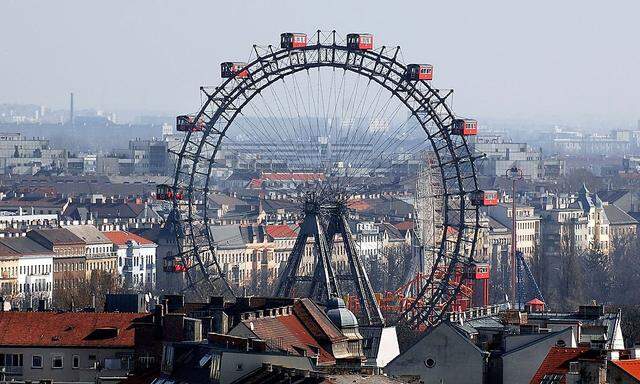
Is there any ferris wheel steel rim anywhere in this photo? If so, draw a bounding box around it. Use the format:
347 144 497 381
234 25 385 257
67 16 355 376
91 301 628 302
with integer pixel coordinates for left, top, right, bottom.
171 31 481 330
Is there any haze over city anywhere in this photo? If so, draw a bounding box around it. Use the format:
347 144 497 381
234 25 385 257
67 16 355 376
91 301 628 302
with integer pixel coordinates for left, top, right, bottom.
2 0 639 127
2 2 640 383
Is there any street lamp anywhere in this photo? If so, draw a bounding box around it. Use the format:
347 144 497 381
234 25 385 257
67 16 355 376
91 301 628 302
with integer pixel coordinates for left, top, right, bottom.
505 165 523 309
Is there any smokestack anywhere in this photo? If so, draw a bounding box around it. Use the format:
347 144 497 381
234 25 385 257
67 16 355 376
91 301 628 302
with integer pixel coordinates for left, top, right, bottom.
70 92 74 128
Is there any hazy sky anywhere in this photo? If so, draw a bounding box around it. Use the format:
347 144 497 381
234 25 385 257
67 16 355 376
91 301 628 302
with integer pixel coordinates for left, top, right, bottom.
1 0 639 125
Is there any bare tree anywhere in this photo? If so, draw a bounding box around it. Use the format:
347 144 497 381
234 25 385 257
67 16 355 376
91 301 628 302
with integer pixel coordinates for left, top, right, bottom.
581 249 612 304
53 271 124 310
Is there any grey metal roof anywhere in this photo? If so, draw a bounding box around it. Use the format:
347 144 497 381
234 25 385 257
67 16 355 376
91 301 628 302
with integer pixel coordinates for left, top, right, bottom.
597 189 630 204
28 228 84 245
208 224 245 249
603 204 638 225
377 222 403 240
64 225 112 245
326 298 359 329
486 215 510 232
0 237 55 256
208 193 249 210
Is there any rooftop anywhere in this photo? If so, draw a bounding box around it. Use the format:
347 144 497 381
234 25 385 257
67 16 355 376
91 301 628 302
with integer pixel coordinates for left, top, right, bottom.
265 224 298 239
64 224 113 245
103 230 156 246
28 228 84 246
0 237 55 257
611 359 640 381
529 347 595 384
0 312 146 348
603 204 638 225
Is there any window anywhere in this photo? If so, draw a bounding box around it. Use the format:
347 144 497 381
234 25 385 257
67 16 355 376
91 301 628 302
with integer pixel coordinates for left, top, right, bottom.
104 358 122 370
72 355 79 369
424 358 436 368
32 355 43 368
52 355 63 369
0 353 23 367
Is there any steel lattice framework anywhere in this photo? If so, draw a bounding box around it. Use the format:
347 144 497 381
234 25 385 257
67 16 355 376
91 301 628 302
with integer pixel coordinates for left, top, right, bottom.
169 30 482 330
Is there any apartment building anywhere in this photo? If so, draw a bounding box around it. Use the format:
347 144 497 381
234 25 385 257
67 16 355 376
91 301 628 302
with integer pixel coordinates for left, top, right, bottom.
64 225 117 276
0 237 54 309
486 203 540 259
0 311 144 383
27 228 86 292
104 231 157 291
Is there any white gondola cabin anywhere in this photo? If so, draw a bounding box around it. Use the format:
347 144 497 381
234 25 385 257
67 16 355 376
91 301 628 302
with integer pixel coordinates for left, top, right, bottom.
176 115 205 132
406 64 434 81
470 190 498 206
221 62 249 78
346 33 374 51
281 33 307 49
156 184 184 201
452 119 478 136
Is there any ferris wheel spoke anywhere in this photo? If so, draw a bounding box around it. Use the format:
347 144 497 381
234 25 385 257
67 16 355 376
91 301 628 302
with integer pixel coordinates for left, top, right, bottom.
342 102 418 189
170 32 482 329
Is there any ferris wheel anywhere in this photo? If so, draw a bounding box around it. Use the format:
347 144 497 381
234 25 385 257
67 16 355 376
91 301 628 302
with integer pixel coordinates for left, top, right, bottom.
161 30 495 330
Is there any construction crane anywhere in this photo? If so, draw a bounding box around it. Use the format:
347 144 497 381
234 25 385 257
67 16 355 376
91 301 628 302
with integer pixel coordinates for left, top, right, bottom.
515 251 544 309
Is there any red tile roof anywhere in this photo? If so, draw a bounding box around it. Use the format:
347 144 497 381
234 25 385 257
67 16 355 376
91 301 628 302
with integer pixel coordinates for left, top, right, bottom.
247 178 264 189
266 224 298 239
393 221 415 231
240 313 335 365
612 360 640 380
348 200 372 212
104 231 156 246
293 299 346 343
0 312 145 348
529 347 591 384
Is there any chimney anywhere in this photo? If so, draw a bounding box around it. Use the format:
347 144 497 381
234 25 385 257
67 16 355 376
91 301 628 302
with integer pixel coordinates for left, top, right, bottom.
566 362 580 384
154 304 164 326
631 346 640 360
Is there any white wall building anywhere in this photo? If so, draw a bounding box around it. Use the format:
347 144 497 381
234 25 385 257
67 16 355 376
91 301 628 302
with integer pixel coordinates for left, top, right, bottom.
0 237 55 309
17 253 54 309
104 231 157 292
354 221 380 259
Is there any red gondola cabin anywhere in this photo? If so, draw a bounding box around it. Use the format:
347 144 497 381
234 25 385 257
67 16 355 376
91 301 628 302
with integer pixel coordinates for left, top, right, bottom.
281 33 307 49
470 190 498 206
156 184 184 201
347 33 374 51
221 62 249 78
176 115 205 132
406 64 434 81
452 119 478 136
465 262 490 280
163 256 187 273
